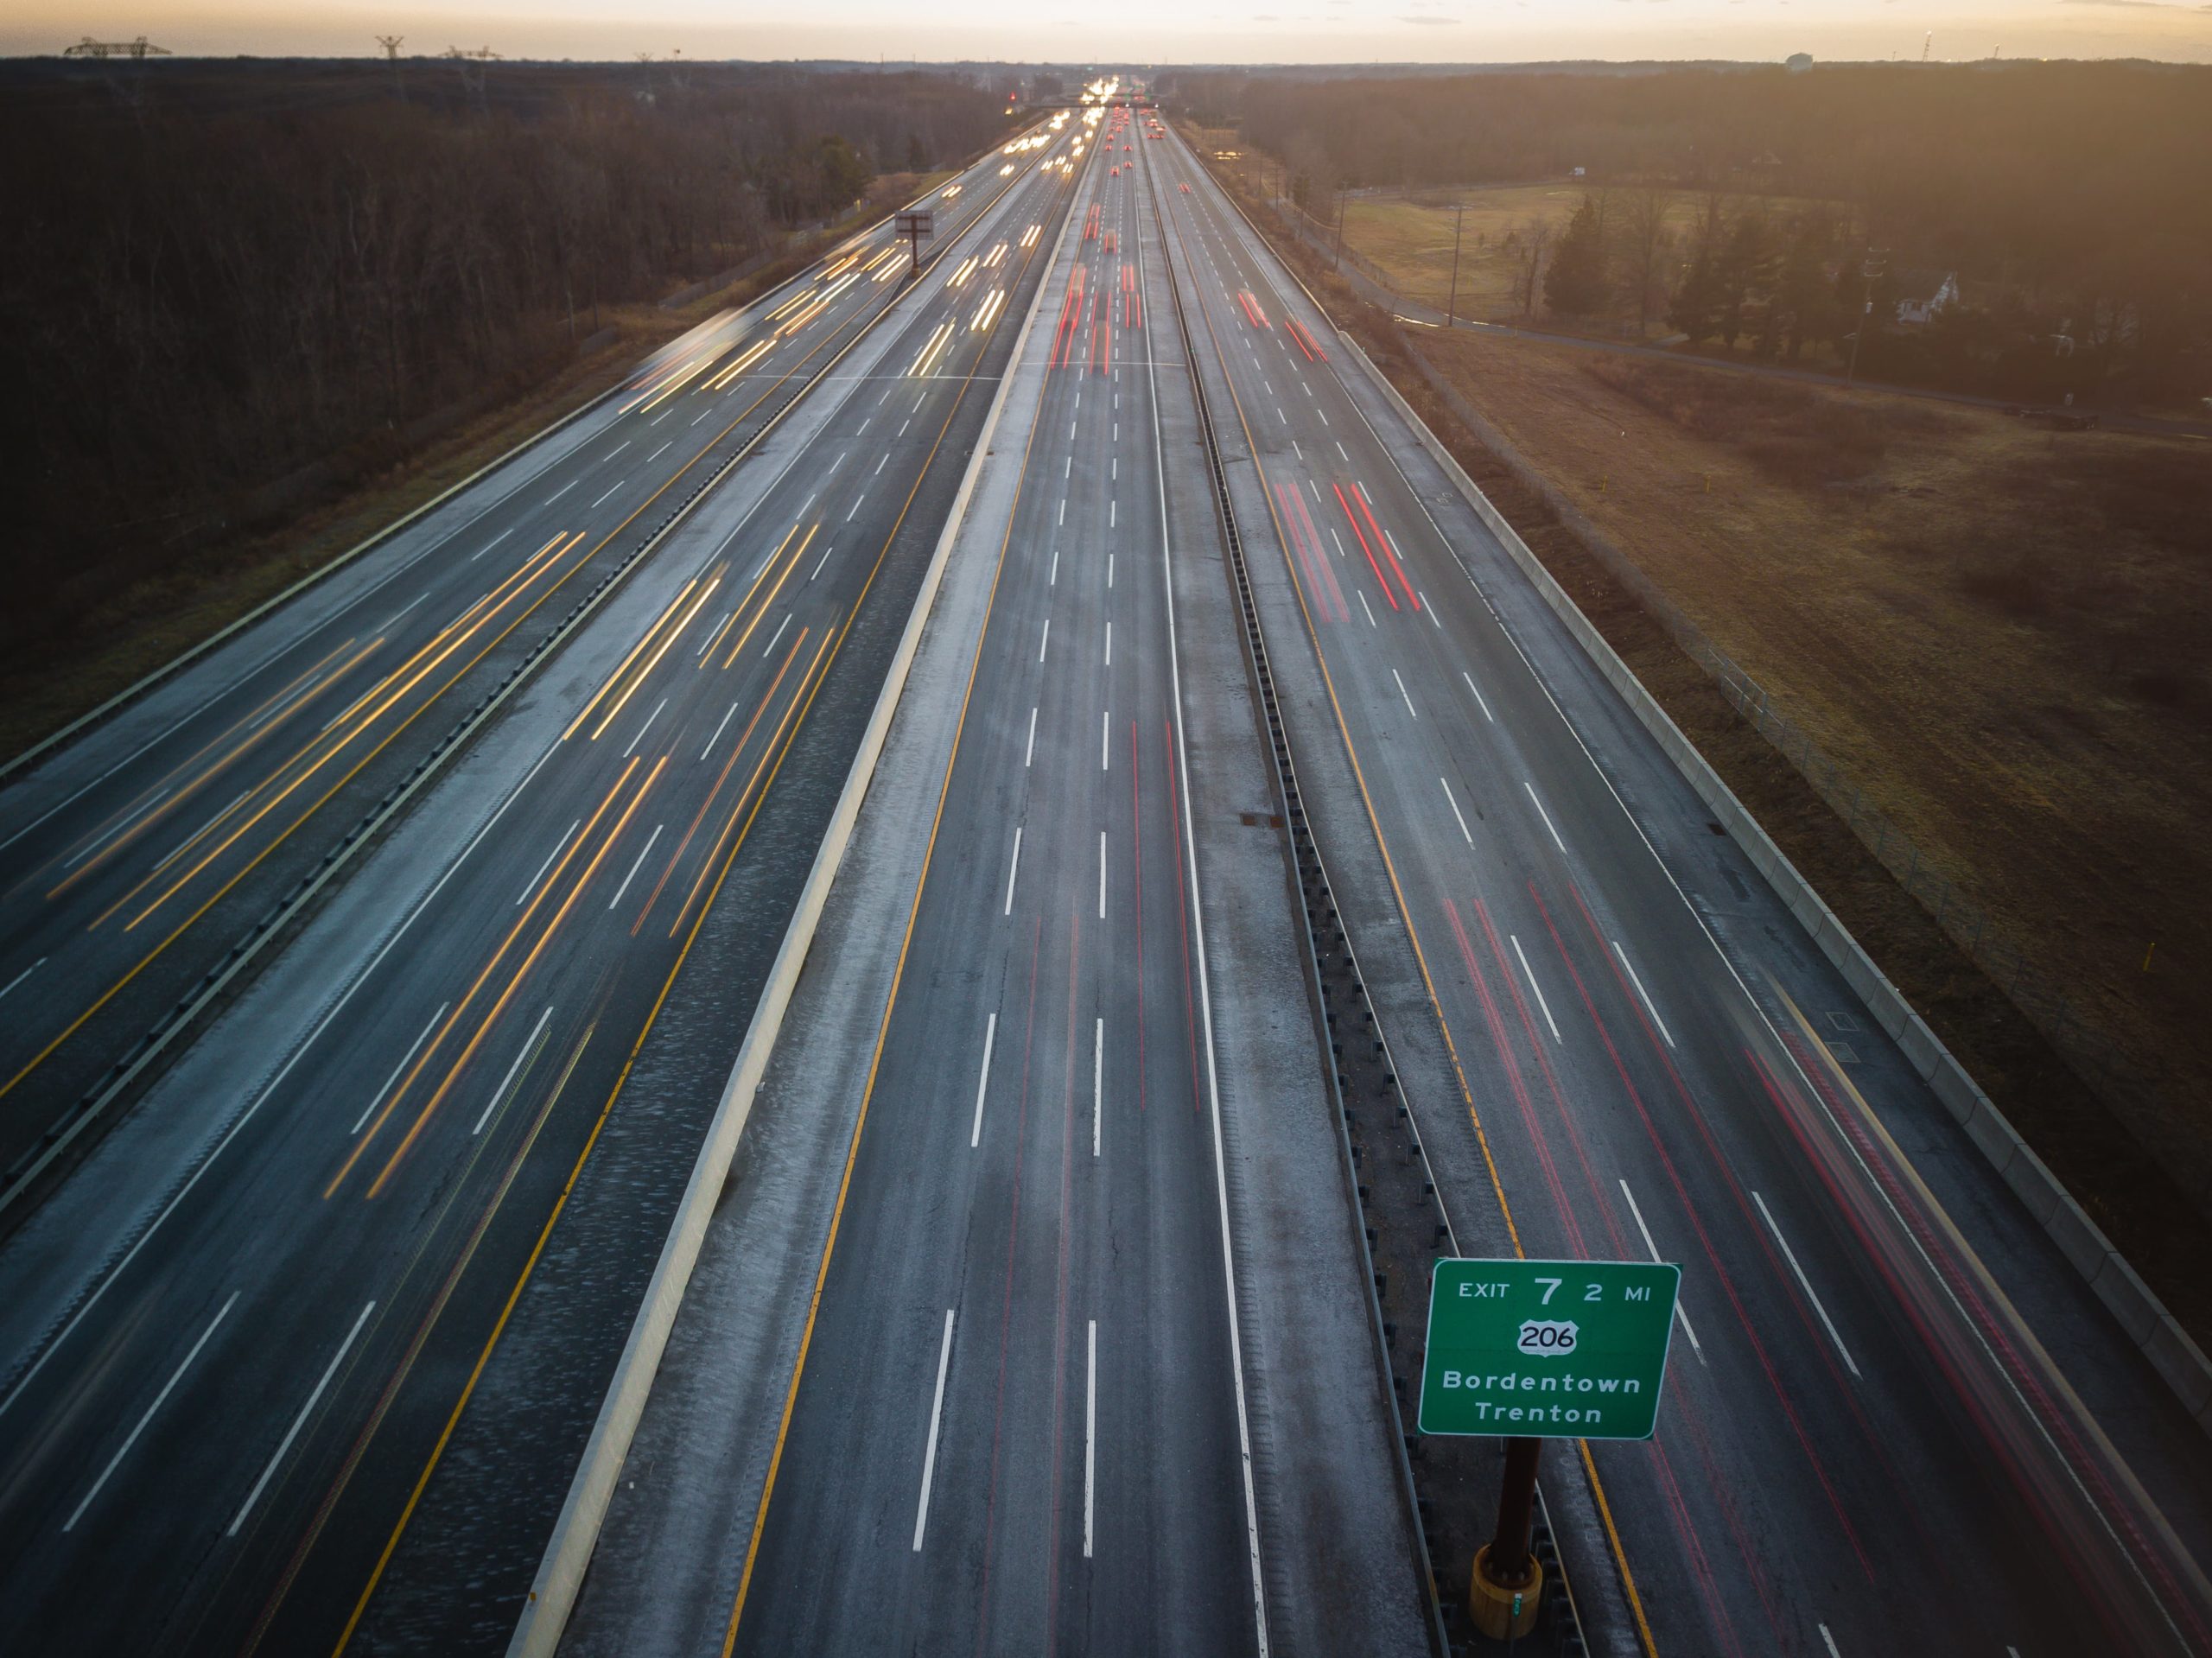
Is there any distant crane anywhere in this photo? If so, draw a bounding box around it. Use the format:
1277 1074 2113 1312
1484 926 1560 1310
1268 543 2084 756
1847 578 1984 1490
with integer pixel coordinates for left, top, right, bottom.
61 35 170 58
1921 31 1932 61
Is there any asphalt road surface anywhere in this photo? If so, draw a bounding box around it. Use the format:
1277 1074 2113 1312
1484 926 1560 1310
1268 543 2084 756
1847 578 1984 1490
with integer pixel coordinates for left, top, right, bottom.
7 89 2212 1658
721 104 1265 1657
1149 121 2212 1658
0 118 1086 1655
0 131 1050 1213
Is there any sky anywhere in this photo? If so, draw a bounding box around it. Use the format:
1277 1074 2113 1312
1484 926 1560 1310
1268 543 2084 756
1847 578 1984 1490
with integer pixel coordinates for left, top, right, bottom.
12 0 2212 64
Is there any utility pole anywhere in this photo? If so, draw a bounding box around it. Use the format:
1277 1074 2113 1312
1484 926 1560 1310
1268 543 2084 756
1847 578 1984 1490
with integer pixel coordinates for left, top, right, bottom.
1845 246 1886 384
1333 181 1348 270
1446 199 1465 329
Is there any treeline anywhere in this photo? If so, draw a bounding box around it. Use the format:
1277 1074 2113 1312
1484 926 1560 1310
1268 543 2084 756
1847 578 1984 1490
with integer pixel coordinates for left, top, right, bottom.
0 63 1004 641
1174 61 2212 400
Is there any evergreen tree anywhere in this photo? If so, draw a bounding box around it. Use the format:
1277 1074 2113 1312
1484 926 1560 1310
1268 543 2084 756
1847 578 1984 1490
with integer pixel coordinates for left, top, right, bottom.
1667 195 1728 341
1715 211 1777 349
1776 214 1836 359
1543 194 1609 316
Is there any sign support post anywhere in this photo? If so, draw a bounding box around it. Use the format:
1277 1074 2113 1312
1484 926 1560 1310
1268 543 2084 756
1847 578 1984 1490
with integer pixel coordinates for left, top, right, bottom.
1419 1258 1680 1643
1470 1435 1543 1639
894 208 933 278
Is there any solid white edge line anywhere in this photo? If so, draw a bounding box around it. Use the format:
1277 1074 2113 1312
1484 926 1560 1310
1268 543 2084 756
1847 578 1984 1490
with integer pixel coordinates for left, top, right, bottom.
912 1308 956 1551
1510 933 1563 1044
1144 143 1271 1658
64 1290 239 1531
226 1299 376 1535
1753 1191 1860 1379
969 1013 997 1149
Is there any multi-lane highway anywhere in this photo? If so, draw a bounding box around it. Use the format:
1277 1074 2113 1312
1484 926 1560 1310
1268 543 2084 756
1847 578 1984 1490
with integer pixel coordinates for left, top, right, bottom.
6 80 2212 1658
556 91 1433 1658
1144 117 2212 1656
0 113 1090 1654
717 99 1264 1655
0 127 1058 1212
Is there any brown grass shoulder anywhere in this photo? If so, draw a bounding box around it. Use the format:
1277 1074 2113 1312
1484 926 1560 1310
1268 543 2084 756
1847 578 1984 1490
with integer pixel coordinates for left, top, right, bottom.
1419 325 2212 1197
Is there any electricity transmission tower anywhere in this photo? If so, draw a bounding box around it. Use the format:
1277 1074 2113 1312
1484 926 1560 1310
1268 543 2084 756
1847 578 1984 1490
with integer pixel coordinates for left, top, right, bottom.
376 35 408 104
442 45 500 115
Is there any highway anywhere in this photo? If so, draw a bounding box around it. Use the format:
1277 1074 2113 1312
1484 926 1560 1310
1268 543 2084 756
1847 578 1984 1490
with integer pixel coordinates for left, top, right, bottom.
0 129 1055 1216
5 81 2211 1658
0 115 1087 1654
720 100 1264 1655
1147 119 2212 1655
557 88 1433 1658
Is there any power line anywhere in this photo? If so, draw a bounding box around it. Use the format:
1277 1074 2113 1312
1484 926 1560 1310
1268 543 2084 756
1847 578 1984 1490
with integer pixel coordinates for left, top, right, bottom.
61 35 170 59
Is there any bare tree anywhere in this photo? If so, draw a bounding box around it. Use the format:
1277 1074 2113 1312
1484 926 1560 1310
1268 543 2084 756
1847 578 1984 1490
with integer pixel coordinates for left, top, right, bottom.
1621 186 1675 340
1282 130 1330 219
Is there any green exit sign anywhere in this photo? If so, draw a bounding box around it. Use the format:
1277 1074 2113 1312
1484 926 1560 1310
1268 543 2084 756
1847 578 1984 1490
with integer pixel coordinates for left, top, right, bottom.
1418 1259 1680 1441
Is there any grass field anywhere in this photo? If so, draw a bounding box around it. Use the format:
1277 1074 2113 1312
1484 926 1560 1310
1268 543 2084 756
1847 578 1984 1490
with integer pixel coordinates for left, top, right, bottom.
0 170 950 763
1416 327 2212 1197
1333 185 1843 328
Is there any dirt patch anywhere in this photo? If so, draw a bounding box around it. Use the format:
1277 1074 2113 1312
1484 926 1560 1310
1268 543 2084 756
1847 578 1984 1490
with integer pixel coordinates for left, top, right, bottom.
1195 144 2212 1346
